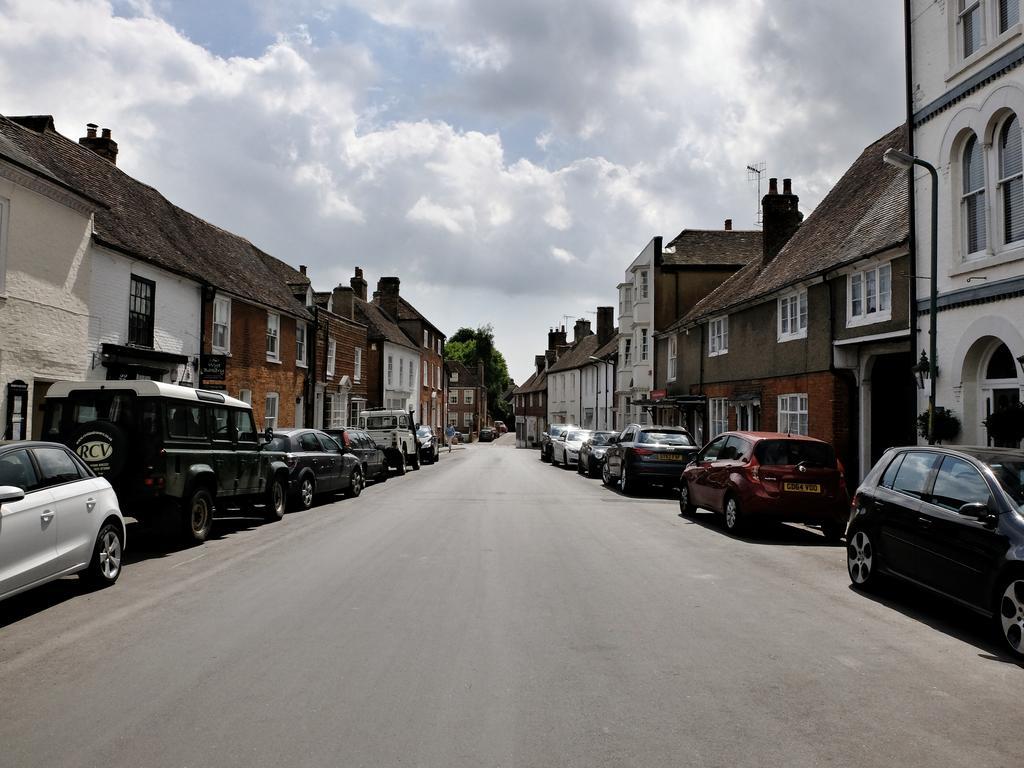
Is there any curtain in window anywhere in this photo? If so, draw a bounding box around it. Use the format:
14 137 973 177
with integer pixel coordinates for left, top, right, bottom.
962 0 982 57
962 134 987 254
1001 114 1024 243
1001 0 1020 32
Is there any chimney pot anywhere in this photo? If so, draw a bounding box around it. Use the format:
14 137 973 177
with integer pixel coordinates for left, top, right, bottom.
376 276 401 319
101 128 111 139
724 219 732 231
768 177 778 195
299 264 307 276
86 123 97 138
762 177 802 264
79 123 118 165
596 306 614 345
783 178 792 195
350 266 368 300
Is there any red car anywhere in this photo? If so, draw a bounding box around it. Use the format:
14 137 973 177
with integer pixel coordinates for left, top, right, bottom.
679 431 848 541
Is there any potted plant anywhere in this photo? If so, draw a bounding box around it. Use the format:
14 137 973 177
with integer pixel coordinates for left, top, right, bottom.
983 402 1024 448
918 406 961 444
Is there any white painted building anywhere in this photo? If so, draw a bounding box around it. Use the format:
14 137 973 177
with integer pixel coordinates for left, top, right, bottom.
382 340 420 412
615 237 657 428
908 0 1024 445
545 311 618 431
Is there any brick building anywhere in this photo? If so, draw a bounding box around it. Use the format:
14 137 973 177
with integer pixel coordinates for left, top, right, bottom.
446 359 487 438
310 282 370 429
513 356 548 448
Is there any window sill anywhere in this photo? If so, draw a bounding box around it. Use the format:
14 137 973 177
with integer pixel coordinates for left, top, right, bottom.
266 358 282 365
777 331 808 343
945 23 1023 83
846 312 891 329
296 361 307 369
708 350 728 357
211 348 231 357
950 244 1024 275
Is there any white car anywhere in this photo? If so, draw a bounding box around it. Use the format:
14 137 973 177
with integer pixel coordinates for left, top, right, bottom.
550 429 592 468
0 441 125 602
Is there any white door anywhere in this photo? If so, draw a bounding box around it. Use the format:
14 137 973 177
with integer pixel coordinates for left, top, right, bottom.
33 446 101 570
0 448 58 596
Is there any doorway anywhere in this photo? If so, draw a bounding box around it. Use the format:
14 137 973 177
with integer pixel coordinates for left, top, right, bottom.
869 353 916 465
981 342 1022 447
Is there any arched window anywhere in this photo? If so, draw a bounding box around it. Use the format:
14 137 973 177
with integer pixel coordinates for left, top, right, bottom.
986 342 1018 379
999 113 1024 244
962 134 987 255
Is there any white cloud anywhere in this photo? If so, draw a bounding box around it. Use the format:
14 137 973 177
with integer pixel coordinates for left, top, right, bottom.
551 247 574 263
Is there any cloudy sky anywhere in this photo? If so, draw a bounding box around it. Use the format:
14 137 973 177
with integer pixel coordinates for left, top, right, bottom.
0 0 905 383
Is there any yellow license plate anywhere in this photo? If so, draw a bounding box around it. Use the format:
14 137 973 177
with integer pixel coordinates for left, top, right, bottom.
784 482 821 493
656 454 683 461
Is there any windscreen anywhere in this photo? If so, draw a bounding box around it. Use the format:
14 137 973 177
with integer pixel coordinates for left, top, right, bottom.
755 440 836 468
417 426 432 437
566 430 588 442
638 431 695 446
589 432 615 445
983 455 1024 511
44 391 149 439
266 436 291 452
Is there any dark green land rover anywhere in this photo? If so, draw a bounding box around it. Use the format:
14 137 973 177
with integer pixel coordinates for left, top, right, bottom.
42 381 290 543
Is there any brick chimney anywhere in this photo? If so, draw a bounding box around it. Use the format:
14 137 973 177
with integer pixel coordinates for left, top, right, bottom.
573 318 592 343
547 326 567 354
299 265 307 276
762 177 802 264
596 306 614 346
477 360 485 388
376 276 400 319
724 219 732 231
79 124 118 165
331 284 355 320
535 355 546 375
350 266 368 301
545 350 557 369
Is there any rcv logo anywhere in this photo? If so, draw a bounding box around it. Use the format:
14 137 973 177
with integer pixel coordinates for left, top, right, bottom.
77 441 113 461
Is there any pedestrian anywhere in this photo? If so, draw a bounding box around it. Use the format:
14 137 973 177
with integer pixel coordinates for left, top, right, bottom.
445 424 455 452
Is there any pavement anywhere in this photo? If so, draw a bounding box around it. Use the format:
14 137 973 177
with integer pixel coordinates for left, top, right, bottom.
0 435 1019 767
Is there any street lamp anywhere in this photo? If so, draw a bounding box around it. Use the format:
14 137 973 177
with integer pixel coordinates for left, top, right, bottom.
587 355 604 430
884 147 939 445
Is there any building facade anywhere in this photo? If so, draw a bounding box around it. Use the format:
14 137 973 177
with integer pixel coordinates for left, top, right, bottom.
446 360 487 438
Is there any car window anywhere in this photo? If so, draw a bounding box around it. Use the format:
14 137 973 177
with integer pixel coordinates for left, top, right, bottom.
722 436 751 461
209 407 234 442
398 415 407 428
698 436 727 462
34 447 84 486
891 451 940 499
0 449 41 492
640 431 695 447
236 410 257 443
366 416 396 430
317 433 341 453
299 432 321 452
983 455 1024 511
931 456 991 512
266 436 290 452
880 453 905 489
590 432 614 446
167 404 205 439
754 440 835 467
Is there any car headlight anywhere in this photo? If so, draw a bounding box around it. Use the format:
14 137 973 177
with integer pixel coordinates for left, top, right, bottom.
592 449 606 458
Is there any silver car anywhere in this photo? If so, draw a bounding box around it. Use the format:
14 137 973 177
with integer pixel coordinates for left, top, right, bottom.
551 429 592 468
0 441 125 602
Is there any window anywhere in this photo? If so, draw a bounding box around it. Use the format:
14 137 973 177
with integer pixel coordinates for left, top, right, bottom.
326 339 336 378
777 394 809 435
931 456 991 511
210 407 233 441
266 312 280 361
264 393 279 430
708 316 728 356
0 449 40 491
212 297 231 352
236 410 257 443
238 389 252 405
892 451 940 499
436 365 441 389
960 0 982 58
449 390 458 405
349 400 363 427
667 336 678 380
327 395 344 429
400 358 405 388
168 405 205 439
354 348 362 382
999 114 1024 244
423 360 428 387
1001 0 1020 32
448 415 458 427
639 270 649 299
710 398 729 438
778 290 808 341
640 328 649 361
424 329 429 348
128 275 155 348
463 412 473 427
624 338 632 367
464 390 474 405
387 355 394 386
34 447 84 486
962 134 987 256
296 322 307 366
848 263 892 324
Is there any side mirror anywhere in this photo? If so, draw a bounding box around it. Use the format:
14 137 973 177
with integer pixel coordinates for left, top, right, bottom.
958 501 995 522
264 426 274 442
0 485 26 504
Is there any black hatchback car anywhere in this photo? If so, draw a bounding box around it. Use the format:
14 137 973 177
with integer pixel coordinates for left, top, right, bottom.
266 429 364 510
847 445 1024 659
325 428 388 483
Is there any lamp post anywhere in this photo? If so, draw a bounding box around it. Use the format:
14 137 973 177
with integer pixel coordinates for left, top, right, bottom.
883 147 938 445
586 356 604 430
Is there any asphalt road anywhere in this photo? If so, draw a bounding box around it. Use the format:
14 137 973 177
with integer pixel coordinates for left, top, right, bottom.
0 436 1019 768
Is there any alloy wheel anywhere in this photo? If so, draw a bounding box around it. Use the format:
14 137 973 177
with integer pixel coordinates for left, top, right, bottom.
192 496 210 536
300 477 314 509
99 529 122 580
724 497 739 531
998 580 1024 655
847 530 874 585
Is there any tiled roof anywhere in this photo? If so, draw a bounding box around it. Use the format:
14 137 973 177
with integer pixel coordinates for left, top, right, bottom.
354 298 419 350
515 368 547 394
677 125 909 329
661 229 762 267
447 359 482 387
0 114 312 320
592 332 620 360
396 296 445 337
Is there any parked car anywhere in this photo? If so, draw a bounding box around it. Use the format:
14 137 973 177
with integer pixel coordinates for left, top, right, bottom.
0 441 125 602
359 409 419 474
603 425 698 494
42 381 290 543
416 425 440 464
679 431 848 540
479 427 496 442
325 428 388 483
551 428 591 468
540 424 574 462
494 421 508 434
847 445 1024 659
577 431 617 477
266 429 364 510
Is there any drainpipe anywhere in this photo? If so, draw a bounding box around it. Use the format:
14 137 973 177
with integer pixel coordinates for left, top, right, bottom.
904 0 919 441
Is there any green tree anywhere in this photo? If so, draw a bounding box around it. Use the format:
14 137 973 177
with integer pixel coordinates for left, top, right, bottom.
445 325 513 423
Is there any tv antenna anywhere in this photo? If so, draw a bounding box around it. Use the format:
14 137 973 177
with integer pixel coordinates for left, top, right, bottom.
746 162 766 227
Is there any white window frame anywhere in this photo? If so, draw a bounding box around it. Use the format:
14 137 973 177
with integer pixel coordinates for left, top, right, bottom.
710 398 729 438
354 347 362 382
463 411 473 428
238 389 252 405
998 113 1024 247
639 270 649 299
212 296 231 353
449 390 458 405
777 289 808 342
464 389 474 405
400 358 405 387
708 316 728 357
778 393 809 436
847 262 892 326
959 0 984 59
423 360 428 387
296 321 307 367
424 329 429 348
623 338 632 367
326 339 336 378
264 392 279 431
640 328 649 361
387 355 394 386
667 336 678 381
961 133 988 258
266 312 280 362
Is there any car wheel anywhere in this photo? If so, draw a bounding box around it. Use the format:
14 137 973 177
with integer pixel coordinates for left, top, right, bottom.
411 451 420 470
296 474 315 511
80 521 123 587
679 482 696 516
847 527 878 589
346 467 364 498
394 454 406 476
602 461 613 486
551 450 560 467
264 478 287 522
722 495 743 535
821 520 844 544
377 463 388 482
182 487 214 543
995 576 1024 660
576 459 584 475
541 448 550 463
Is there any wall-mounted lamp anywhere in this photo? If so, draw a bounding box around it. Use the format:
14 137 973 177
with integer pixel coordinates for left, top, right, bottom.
912 350 931 390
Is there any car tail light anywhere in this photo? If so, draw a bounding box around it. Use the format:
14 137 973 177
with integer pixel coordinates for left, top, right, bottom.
851 491 860 511
747 456 761 482
143 476 165 489
632 447 654 456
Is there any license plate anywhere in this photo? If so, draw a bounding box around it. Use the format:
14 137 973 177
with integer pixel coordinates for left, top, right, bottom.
656 454 683 461
784 482 821 493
